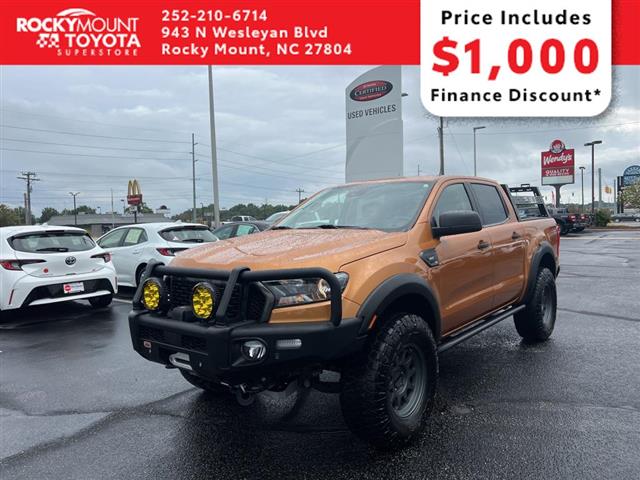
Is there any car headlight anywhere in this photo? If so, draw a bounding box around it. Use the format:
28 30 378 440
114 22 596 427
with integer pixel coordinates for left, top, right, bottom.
141 278 166 311
192 282 218 320
264 272 348 307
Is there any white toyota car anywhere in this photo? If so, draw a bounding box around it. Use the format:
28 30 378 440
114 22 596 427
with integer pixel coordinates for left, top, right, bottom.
96 222 218 287
0 225 117 311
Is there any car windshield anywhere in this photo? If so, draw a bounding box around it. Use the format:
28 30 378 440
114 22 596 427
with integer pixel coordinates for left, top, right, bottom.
159 226 217 243
10 231 95 253
277 181 433 232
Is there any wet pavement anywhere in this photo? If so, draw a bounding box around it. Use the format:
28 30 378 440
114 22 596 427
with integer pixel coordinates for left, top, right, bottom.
1 230 639 479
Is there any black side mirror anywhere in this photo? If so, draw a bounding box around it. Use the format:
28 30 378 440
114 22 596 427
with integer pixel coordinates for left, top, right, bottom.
432 210 482 238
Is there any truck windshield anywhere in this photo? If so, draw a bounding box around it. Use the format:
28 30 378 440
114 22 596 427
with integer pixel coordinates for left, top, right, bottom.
277 181 433 232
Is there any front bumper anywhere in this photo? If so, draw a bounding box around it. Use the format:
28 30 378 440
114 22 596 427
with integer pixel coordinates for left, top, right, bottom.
129 311 364 382
128 261 365 383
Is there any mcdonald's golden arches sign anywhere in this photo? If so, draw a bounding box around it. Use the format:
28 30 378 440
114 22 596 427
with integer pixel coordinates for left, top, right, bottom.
127 179 143 206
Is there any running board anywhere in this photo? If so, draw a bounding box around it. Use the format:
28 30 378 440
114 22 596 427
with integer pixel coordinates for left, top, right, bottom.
437 305 526 353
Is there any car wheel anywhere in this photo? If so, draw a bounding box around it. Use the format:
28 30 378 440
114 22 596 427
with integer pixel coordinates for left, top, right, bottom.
340 313 438 449
179 370 229 395
135 264 147 287
514 267 557 342
89 294 113 309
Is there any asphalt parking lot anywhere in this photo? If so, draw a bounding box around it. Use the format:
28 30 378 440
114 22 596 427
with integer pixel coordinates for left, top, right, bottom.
1 230 639 480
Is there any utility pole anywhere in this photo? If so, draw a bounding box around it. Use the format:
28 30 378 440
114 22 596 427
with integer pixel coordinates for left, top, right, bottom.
613 178 617 213
69 192 80 226
110 189 115 228
584 140 602 215
296 188 305 204
598 167 602 209
579 166 586 213
438 117 445 175
417 164 421 176
207 65 221 228
473 126 486 176
17 171 40 225
191 133 198 223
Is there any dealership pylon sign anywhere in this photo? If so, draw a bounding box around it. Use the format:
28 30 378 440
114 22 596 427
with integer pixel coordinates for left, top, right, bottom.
541 140 575 185
345 66 403 182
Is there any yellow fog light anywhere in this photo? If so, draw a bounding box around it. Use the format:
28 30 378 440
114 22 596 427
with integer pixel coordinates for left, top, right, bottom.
141 278 164 311
192 283 216 320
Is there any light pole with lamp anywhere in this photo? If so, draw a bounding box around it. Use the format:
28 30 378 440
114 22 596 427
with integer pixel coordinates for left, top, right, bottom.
69 192 80 226
584 140 602 215
473 126 486 176
579 166 586 213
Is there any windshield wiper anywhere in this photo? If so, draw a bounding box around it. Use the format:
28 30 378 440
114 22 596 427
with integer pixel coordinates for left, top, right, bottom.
36 247 69 252
182 238 204 243
313 224 373 230
270 226 292 230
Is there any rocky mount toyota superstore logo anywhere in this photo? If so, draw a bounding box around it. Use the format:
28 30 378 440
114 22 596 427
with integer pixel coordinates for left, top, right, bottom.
16 8 140 57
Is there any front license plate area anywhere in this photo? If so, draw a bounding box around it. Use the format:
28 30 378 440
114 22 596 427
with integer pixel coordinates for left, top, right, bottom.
63 282 84 294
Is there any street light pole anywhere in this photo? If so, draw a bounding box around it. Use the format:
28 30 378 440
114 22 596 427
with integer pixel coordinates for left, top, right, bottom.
191 133 198 223
473 126 486 176
69 192 80 226
584 140 602 215
207 66 221 228
579 166 586 213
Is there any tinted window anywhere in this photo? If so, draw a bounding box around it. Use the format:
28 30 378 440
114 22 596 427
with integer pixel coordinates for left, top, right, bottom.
11 231 95 253
432 184 473 226
98 229 127 248
123 228 147 246
159 227 217 243
236 224 257 236
470 184 508 225
211 225 235 240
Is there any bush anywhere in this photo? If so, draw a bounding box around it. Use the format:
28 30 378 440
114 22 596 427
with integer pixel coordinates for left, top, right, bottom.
594 209 611 227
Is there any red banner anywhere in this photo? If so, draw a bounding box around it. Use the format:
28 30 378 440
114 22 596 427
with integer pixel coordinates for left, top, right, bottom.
0 0 637 65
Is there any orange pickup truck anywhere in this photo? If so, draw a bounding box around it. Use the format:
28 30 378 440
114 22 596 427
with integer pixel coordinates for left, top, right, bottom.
129 176 560 449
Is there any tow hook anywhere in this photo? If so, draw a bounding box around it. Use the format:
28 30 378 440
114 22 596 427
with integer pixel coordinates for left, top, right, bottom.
233 384 256 406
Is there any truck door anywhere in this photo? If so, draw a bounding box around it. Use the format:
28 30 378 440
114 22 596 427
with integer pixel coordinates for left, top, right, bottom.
469 183 526 308
429 182 495 333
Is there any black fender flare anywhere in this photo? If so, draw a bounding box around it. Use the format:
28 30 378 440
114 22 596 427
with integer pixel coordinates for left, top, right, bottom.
521 242 557 306
355 274 442 340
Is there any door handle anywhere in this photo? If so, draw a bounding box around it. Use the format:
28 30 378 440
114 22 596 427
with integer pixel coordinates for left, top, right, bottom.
477 240 490 250
511 232 522 240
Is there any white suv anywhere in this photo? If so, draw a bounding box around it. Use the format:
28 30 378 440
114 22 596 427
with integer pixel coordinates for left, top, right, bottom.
96 222 218 287
0 225 117 311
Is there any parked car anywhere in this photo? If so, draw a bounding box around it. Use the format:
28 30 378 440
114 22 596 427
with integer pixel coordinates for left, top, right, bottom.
264 211 290 224
130 178 559 449
212 221 270 240
97 222 217 287
611 213 640 222
547 207 588 234
230 215 257 222
0 225 116 311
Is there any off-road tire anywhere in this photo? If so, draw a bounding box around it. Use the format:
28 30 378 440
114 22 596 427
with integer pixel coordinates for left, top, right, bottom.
89 294 113 308
180 370 229 395
514 267 556 342
340 313 438 449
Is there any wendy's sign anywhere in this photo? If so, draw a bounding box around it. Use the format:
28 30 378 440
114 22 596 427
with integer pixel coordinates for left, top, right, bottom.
541 139 575 185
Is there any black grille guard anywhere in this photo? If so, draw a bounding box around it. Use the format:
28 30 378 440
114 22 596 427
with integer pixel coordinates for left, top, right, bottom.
132 260 343 326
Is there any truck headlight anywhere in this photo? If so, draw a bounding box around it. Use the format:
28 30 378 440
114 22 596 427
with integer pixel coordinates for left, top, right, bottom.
264 272 348 307
141 278 166 311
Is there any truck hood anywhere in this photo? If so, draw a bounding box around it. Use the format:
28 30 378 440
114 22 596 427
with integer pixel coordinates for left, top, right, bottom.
170 229 407 272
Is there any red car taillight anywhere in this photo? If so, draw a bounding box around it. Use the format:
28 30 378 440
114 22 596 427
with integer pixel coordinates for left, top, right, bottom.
156 247 187 256
0 259 45 271
91 252 112 263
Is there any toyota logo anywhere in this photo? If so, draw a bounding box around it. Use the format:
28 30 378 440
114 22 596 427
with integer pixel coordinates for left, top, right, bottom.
65 256 76 266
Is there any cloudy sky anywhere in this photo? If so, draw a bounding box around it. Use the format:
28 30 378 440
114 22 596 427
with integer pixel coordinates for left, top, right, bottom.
1 65 638 216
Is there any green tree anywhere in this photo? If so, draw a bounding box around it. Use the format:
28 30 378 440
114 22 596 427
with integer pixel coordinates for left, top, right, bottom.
61 205 96 215
0 204 22 227
39 207 60 223
621 182 640 209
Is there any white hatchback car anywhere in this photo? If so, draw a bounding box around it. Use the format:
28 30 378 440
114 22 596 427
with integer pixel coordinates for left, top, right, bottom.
96 222 218 287
0 225 117 311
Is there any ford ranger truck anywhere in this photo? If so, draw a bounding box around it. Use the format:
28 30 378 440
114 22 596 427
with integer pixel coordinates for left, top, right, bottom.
129 177 560 449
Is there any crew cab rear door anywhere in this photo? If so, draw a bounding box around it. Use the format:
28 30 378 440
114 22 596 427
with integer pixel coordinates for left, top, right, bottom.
468 182 526 308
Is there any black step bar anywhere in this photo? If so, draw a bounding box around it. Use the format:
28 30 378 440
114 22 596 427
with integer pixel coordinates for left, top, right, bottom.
438 305 525 353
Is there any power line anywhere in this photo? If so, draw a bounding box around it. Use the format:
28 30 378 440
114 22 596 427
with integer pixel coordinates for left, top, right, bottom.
1 137 190 154
0 124 190 143
442 121 640 136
